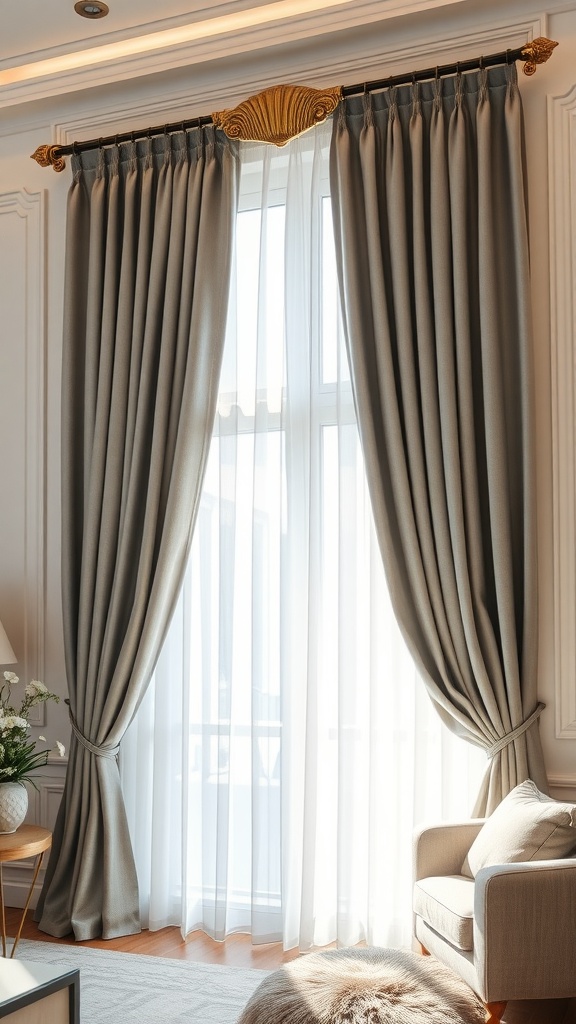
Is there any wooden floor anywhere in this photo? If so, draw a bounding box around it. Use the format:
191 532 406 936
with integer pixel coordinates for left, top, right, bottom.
4 907 299 970
4 909 575 1023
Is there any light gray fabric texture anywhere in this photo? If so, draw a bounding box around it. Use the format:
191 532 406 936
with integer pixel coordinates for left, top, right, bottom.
461 779 576 877
413 820 576 1002
415 918 479 997
474 859 576 1001
413 822 485 881
330 65 546 815
413 875 474 950
35 130 238 940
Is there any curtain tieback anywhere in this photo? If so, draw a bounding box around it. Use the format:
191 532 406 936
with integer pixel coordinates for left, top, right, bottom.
486 702 546 759
68 707 120 759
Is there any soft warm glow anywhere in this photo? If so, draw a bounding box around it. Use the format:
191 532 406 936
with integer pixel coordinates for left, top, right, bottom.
0 0 357 86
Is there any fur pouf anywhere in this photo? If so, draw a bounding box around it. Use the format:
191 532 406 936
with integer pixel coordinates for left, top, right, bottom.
237 948 484 1024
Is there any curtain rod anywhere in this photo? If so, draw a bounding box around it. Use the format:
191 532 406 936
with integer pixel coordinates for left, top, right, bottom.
31 36 557 172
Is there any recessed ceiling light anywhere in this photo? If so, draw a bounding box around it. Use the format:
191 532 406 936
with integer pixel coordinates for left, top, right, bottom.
74 1 109 18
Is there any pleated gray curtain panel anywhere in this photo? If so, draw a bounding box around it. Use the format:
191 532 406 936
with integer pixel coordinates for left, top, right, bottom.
35 130 238 939
330 65 547 815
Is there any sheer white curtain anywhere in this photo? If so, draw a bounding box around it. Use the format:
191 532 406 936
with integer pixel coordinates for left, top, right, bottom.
120 119 485 950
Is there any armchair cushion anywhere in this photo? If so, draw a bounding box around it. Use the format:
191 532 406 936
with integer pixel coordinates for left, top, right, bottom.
461 780 576 878
413 875 474 950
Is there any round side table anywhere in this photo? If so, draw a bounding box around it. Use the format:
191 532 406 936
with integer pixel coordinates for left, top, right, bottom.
0 824 52 958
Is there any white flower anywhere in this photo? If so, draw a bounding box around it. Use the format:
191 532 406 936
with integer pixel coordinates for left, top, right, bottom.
25 680 48 697
3 715 28 730
0 675 60 784
56 741 66 757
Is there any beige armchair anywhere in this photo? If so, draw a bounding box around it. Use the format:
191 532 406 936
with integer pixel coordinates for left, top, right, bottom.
413 820 576 1024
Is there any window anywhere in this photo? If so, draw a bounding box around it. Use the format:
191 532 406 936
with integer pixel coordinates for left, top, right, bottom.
121 121 485 949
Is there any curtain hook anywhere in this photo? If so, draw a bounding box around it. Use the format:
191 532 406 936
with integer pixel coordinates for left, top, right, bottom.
479 54 485 70
506 48 512 65
435 65 440 82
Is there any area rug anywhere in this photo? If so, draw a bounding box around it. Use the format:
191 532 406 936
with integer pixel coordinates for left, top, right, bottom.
11 938 268 1024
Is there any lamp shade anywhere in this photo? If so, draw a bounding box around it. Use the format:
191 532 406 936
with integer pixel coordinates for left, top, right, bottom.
0 620 17 665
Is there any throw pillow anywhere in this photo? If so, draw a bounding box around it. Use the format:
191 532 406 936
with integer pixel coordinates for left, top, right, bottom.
461 779 576 878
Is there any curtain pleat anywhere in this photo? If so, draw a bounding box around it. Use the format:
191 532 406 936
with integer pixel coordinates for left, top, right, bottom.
330 66 546 815
36 131 238 939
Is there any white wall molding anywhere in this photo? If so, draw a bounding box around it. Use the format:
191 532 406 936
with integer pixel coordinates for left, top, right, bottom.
47 13 544 148
0 188 46 726
548 82 576 739
27 772 66 828
0 0 547 111
548 773 576 798
1 872 43 912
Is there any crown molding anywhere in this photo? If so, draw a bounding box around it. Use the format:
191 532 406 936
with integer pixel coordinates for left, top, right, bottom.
40 13 544 149
1 0 470 71
0 0 465 109
549 80 576 740
0 0 555 111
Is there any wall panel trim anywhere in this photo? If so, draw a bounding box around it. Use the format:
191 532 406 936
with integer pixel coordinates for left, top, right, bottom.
0 188 46 726
548 82 576 738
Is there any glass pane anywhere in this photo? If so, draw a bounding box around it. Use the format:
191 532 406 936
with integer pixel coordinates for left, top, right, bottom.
218 204 286 419
321 195 349 387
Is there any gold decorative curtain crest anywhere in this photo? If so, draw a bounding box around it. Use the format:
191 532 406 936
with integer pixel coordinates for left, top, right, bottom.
31 35 557 172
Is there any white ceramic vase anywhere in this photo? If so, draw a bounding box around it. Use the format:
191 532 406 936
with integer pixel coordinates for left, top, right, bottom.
0 781 28 833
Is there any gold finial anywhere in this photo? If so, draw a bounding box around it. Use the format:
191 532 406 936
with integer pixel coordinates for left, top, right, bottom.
31 144 66 172
212 83 342 146
521 36 558 76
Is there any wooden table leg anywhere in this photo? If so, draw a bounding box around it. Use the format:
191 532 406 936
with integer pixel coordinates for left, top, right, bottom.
10 850 46 958
0 862 6 958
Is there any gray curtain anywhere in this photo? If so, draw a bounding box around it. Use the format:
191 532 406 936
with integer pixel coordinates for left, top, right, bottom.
36 130 238 939
329 65 546 815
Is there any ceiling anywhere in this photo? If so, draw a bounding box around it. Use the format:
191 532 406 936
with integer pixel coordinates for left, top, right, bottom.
1 0 471 110
2 0 278 65
0 0 555 115
1 0 474 73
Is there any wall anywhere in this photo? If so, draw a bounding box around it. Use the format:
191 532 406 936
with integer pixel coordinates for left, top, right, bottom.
518 4 576 801
0 0 575 904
